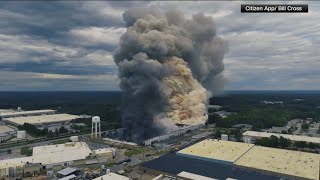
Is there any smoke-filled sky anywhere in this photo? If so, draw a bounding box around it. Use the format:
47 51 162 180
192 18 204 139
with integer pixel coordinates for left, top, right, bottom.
0 1 319 91
115 8 228 142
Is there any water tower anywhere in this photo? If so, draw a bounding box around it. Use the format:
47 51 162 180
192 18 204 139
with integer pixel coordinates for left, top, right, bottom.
91 116 101 138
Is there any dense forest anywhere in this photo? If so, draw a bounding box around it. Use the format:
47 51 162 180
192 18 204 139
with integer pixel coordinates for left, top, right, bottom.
209 91 320 129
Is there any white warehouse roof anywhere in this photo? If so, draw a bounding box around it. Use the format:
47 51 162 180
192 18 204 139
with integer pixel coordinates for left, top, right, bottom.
243 131 320 144
177 139 254 163
0 125 15 134
5 113 81 125
0 109 56 118
234 146 320 180
92 173 132 180
31 142 92 165
0 157 33 169
0 109 14 113
0 142 92 170
178 171 218 180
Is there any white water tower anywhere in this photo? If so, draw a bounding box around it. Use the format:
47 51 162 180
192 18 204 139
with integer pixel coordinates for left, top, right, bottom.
91 116 101 138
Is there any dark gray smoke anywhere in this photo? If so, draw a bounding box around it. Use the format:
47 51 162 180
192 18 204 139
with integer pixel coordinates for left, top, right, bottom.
114 8 228 143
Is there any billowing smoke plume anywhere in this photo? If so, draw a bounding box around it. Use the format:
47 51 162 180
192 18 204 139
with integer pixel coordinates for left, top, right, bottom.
114 8 228 143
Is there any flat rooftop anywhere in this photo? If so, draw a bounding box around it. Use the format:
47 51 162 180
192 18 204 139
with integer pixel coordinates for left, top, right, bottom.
92 173 131 180
93 148 114 155
32 142 92 165
178 171 218 180
243 131 320 144
143 153 279 180
0 157 32 169
0 109 56 117
0 142 92 169
234 146 320 180
177 139 254 163
0 125 14 134
5 113 81 125
57 167 78 176
0 109 14 113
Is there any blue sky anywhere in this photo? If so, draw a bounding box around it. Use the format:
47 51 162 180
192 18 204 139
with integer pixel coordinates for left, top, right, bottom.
0 1 319 91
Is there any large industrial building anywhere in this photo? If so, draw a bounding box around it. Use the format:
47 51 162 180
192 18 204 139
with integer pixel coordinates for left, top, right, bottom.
242 130 320 144
0 142 99 178
0 108 84 138
0 157 33 177
144 139 320 180
234 146 320 180
177 171 219 180
31 142 94 167
0 125 15 141
177 139 254 164
4 113 81 126
0 109 14 113
0 109 56 118
143 152 279 180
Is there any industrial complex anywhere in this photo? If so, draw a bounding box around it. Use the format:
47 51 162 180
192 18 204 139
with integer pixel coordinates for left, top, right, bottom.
0 109 56 118
0 125 15 141
0 107 85 142
144 138 320 180
4 113 81 126
1 107 319 180
234 146 319 180
0 140 116 179
31 142 93 166
177 139 254 164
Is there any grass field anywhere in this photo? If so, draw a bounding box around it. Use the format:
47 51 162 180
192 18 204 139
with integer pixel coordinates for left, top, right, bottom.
125 147 151 157
20 146 33 156
51 138 70 145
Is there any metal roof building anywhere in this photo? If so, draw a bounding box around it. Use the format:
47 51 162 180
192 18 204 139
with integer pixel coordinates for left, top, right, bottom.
92 173 132 180
31 142 92 166
177 139 254 164
234 146 320 180
58 174 76 180
0 125 14 134
0 109 14 113
0 157 33 177
146 139 320 180
243 131 320 144
0 157 33 170
0 109 56 118
0 142 92 167
57 167 78 176
0 125 15 141
0 142 93 178
177 171 218 180
5 113 81 125
143 153 279 180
